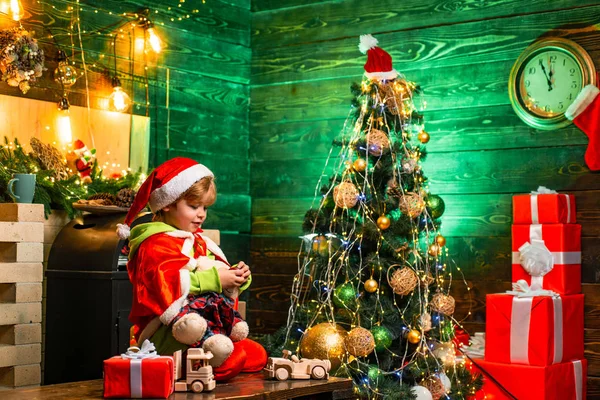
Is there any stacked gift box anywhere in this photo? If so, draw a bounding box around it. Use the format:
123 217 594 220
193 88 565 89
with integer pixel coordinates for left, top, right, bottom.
475 188 586 400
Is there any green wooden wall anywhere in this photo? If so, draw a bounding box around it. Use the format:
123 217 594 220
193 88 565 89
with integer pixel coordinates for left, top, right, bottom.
1 0 252 257
249 0 600 394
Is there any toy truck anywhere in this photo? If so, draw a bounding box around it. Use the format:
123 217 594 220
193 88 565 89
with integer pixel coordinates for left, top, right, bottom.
173 348 217 393
264 350 331 381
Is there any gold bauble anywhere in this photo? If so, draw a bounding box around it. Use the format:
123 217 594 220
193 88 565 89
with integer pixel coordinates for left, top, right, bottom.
333 181 359 208
428 243 440 257
364 278 378 293
377 215 391 230
406 329 421 344
353 158 367 172
431 293 456 316
345 327 376 357
398 192 425 218
365 128 390 156
420 376 446 400
300 323 347 369
435 234 446 247
418 130 430 144
389 267 418 296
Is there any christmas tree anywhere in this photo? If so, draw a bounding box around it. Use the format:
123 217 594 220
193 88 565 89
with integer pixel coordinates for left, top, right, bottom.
283 35 483 399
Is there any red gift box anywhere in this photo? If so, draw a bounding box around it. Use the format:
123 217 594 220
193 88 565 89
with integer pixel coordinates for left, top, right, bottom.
103 355 175 399
513 193 576 225
470 358 586 400
512 224 581 295
485 293 584 366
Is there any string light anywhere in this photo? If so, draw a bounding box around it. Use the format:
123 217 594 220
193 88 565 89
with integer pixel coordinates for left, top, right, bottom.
56 96 73 144
108 76 132 112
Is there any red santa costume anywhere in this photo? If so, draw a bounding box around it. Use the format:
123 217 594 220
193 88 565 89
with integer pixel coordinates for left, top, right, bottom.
117 157 267 380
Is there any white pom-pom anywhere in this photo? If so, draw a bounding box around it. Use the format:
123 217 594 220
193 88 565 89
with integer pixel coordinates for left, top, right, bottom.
359 34 378 54
116 223 131 239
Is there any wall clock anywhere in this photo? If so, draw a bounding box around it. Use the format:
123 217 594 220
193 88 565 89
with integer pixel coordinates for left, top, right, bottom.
508 37 596 130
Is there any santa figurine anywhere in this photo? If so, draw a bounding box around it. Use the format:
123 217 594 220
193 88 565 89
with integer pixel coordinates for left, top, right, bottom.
67 139 96 183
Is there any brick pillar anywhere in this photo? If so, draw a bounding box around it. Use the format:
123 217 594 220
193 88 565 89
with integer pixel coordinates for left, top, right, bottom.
0 204 44 388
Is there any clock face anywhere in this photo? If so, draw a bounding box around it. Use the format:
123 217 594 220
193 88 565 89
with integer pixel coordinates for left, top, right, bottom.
518 49 583 118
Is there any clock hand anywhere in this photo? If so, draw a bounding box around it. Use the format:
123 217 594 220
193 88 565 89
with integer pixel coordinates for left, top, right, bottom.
538 59 553 91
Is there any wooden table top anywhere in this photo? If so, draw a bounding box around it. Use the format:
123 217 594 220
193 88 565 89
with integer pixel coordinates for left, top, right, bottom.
1 372 354 400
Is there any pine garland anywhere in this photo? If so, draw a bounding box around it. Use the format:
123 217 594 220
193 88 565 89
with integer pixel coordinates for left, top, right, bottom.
0 137 142 218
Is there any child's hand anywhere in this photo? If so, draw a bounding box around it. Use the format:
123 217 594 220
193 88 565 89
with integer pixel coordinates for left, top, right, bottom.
236 261 251 282
218 268 246 291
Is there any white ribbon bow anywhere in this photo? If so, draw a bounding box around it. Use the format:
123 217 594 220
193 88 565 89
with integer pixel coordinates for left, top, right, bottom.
518 239 554 278
507 279 559 298
530 186 557 194
460 332 485 358
121 340 159 360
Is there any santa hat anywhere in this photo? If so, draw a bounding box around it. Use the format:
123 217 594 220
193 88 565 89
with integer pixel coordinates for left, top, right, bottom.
116 157 214 239
359 34 398 80
566 84 600 171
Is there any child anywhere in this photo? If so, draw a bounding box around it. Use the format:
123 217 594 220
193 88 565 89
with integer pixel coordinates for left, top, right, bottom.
117 157 267 380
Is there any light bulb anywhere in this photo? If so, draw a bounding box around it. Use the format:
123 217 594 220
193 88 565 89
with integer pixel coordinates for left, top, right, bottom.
108 77 131 112
56 96 72 144
54 51 78 88
0 0 23 21
146 27 162 53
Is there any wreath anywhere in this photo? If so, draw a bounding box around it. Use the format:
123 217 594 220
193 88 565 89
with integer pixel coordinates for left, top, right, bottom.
0 28 44 94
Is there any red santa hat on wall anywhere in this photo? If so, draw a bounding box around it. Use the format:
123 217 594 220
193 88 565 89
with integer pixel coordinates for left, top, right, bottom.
116 157 214 239
359 34 398 80
566 84 600 171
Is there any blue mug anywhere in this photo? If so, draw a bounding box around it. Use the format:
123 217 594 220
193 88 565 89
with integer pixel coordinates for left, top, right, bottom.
8 173 36 204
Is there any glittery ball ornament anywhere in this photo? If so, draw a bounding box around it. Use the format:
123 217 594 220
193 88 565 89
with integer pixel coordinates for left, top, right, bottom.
418 130 430 144
427 194 445 219
430 293 455 316
371 325 393 351
345 327 375 357
333 181 359 208
364 278 378 293
300 323 347 368
333 283 357 309
399 192 425 218
389 267 418 296
365 128 390 156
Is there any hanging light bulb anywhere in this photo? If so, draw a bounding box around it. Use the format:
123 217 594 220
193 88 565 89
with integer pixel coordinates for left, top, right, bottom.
56 96 73 144
138 9 162 53
146 24 162 53
0 0 24 21
54 50 78 88
108 76 131 113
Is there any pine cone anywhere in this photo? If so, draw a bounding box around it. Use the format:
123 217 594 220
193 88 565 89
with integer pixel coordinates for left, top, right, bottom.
88 193 116 205
116 188 136 208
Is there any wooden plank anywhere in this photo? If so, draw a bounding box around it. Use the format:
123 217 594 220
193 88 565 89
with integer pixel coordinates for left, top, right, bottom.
202 195 252 233
252 0 322 12
252 190 600 237
155 108 248 158
160 148 249 194
250 145 592 198
250 59 515 126
251 0 600 48
250 106 589 162
252 5 600 84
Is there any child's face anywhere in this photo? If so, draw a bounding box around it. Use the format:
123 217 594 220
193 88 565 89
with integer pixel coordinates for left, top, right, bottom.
162 198 208 232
